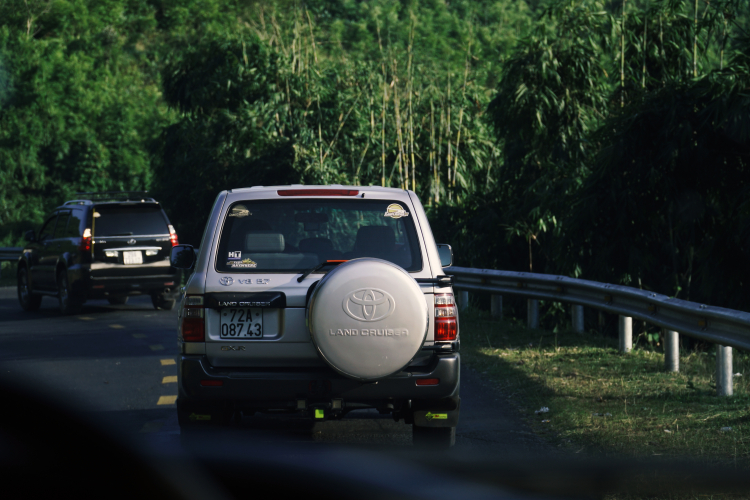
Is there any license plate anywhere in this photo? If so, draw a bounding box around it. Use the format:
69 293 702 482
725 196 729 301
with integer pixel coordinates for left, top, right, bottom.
123 251 143 265
220 308 263 339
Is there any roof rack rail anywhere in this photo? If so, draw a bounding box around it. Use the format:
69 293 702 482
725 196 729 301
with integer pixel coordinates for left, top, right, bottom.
72 191 156 203
64 200 95 206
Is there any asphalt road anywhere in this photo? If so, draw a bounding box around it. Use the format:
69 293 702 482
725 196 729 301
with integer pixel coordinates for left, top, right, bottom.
0 286 552 457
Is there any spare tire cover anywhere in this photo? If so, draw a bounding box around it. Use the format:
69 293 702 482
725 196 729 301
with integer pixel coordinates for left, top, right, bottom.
308 258 428 381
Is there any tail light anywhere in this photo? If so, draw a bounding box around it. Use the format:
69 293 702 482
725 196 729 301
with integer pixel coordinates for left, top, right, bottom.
168 225 179 246
434 293 458 341
181 295 204 342
79 228 92 252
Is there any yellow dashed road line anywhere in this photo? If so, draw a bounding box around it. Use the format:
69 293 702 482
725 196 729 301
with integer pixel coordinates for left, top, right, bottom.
149 344 164 351
160 359 176 366
78 316 94 321
132 334 146 339
162 376 177 384
157 395 177 405
109 324 125 329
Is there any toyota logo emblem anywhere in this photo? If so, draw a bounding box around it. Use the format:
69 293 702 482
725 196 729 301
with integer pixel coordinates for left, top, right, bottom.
219 277 234 286
127 239 136 245
342 288 395 322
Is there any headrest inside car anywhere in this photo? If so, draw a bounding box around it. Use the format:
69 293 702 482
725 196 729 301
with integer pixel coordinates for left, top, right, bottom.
245 232 285 253
355 226 395 250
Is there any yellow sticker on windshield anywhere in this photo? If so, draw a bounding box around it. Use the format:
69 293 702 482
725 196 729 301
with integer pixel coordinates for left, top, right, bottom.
229 258 258 269
314 409 325 419
384 203 409 219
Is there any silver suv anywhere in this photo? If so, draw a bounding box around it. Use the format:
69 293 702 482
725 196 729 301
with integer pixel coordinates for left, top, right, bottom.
171 186 459 447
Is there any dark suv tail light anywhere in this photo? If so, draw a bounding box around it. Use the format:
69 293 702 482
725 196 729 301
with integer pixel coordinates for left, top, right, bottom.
79 228 92 252
181 295 204 342
434 293 458 341
168 225 179 246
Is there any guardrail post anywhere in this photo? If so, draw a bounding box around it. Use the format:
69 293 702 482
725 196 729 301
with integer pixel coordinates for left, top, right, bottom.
458 290 469 312
527 299 539 329
618 316 632 353
716 345 733 397
490 295 503 318
664 330 679 372
571 305 584 333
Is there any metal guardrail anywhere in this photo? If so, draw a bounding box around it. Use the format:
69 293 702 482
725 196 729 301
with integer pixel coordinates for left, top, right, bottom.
0 247 22 262
447 266 747 396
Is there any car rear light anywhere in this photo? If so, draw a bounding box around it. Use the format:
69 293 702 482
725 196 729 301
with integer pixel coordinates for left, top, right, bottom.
277 189 359 197
79 228 92 252
416 378 440 386
434 293 458 342
168 225 179 246
181 295 204 342
200 380 223 387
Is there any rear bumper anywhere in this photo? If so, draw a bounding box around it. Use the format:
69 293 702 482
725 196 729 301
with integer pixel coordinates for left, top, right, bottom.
178 352 460 406
82 272 180 297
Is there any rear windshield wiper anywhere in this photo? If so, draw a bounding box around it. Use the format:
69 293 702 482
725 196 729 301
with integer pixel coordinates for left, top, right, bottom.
297 260 347 283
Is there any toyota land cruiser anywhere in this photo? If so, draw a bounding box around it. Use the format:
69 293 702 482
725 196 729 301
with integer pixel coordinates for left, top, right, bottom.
171 186 459 447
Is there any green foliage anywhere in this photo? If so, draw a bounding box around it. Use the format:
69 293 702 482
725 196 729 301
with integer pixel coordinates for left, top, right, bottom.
153 34 299 245
560 47 750 308
0 0 169 245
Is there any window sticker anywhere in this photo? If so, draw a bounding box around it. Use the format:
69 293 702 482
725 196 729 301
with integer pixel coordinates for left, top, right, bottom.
384 203 409 219
229 258 258 269
228 205 251 218
228 251 242 261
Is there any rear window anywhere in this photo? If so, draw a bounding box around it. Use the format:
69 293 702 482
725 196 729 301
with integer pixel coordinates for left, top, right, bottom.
215 199 423 273
93 205 169 237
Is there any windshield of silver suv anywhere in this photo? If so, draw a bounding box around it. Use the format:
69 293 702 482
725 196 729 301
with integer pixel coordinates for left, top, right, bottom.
215 199 423 272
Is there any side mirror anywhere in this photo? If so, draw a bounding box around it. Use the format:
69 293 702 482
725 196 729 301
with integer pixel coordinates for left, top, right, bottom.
170 244 195 269
437 244 453 268
24 230 36 243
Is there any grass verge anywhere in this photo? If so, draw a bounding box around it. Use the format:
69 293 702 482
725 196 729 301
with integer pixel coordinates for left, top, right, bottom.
461 308 750 464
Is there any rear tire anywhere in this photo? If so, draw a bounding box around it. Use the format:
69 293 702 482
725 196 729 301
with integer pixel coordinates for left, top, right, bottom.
57 269 82 315
151 293 175 311
17 267 42 311
412 425 456 450
107 296 129 305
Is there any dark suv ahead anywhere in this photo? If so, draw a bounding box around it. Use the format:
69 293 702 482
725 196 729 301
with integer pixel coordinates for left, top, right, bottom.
17 192 180 314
